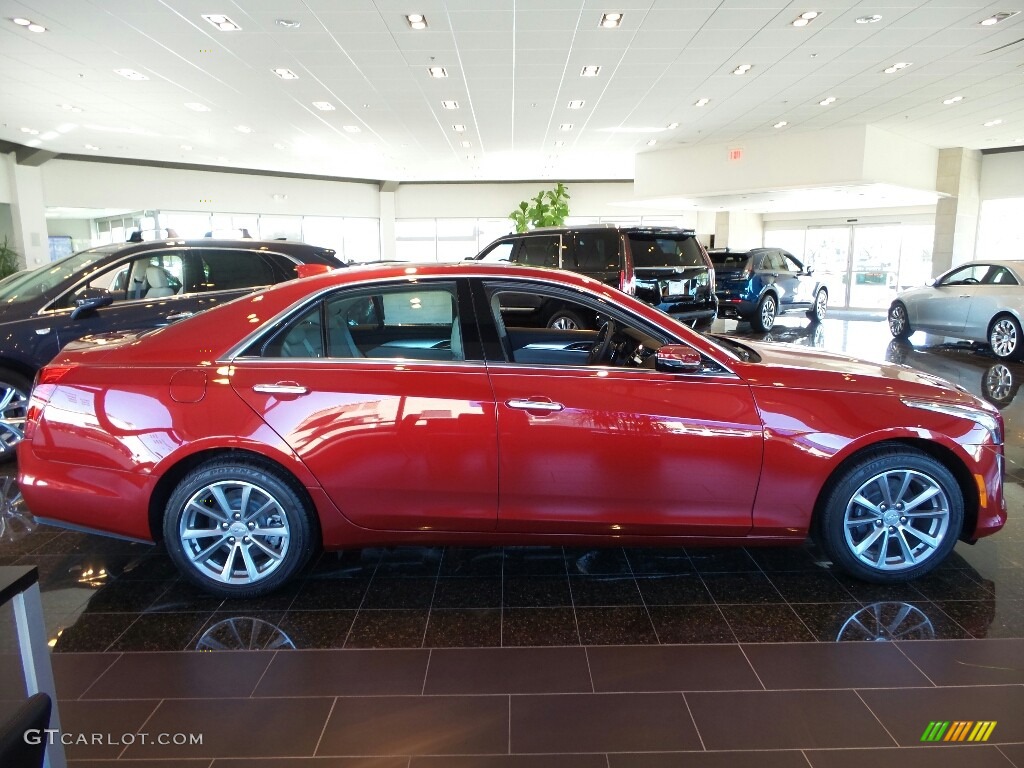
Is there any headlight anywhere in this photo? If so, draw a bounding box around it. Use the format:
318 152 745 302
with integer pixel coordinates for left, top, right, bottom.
902 398 1003 444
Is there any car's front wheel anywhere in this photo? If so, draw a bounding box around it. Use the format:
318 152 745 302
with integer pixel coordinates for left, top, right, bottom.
751 293 777 332
163 461 317 598
547 309 588 331
887 301 912 339
818 447 962 583
0 370 31 464
807 289 828 323
988 314 1023 360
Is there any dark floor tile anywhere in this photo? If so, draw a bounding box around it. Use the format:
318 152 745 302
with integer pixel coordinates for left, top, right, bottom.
214 759 407 768
85 651 274 699
702 572 784 604
503 575 571 607
423 608 501 647
361 578 436 610
431 577 501 608
831 575 928 603
912 569 996 601
588 645 760 692
425 647 592 694
897 638 1024 686
124 698 334 758
371 547 443 579
0 528 63 556
988 568 1024 600
575 606 657 645
317 695 507 756
305 549 381 579
255 649 429 696
511 692 700 753
216 581 301 612
610 752 811 768
192 611 290 651
52 613 137 652
51 652 120 699
414 757 605 768
69 760 215 768
686 547 759 572
647 605 736 644
805 745 1015 768
438 547 504 578
501 607 579 646
80 579 172 613
687 690 894 749
59 699 161 759
501 547 567 576
109 612 213 652
865 600 972 640
999 743 1024 767
345 610 428 648
143 580 226 613
116 554 181 581
936 599 1024 638
858 686 1024 745
564 548 632 576
622 548 694 575
792 602 876 642
745 545 825 572
766 571 856 603
276 610 356 649
720 604 814 642
744 642 932 689
635 574 713 606
291 578 372 611
569 576 642 606
33 531 150 557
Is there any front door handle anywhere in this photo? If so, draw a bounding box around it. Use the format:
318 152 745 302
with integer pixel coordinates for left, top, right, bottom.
166 311 194 321
253 383 309 395
506 398 564 412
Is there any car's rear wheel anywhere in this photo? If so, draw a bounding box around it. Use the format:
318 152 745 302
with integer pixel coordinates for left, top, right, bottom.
164 461 317 598
751 293 777 332
989 314 1023 360
887 301 912 339
0 370 30 464
807 289 828 323
818 447 962 583
547 309 587 331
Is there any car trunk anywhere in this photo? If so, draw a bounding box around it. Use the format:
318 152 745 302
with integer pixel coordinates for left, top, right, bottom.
628 233 713 307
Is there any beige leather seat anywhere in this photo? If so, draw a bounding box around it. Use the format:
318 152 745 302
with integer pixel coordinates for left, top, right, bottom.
145 266 175 298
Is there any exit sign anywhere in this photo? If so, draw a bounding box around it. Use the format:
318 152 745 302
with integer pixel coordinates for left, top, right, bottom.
728 148 743 161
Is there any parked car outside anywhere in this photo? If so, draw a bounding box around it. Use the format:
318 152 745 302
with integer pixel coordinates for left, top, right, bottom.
711 247 828 332
888 260 1024 360
474 225 717 329
19 262 1004 597
0 238 342 460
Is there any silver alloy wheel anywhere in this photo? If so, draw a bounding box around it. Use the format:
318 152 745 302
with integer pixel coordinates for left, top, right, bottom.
550 315 580 330
990 317 1019 358
0 474 35 542
985 363 1013 403
178 480 291 585
760 295 777 330
813 290 827 322
843 468 950 572
837 601 935 642
0 381 28 454
888 304 908 337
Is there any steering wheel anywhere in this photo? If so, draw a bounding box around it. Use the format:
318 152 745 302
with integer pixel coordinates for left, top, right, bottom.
962 277 979 284
588 320 617 365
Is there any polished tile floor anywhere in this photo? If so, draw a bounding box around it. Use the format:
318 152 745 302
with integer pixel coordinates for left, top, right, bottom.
2 311 1023 766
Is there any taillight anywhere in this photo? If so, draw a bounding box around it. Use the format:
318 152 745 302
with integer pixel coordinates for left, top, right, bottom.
23 364 75 441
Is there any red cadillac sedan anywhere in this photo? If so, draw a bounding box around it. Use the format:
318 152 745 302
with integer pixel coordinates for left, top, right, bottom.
18 263 1006 597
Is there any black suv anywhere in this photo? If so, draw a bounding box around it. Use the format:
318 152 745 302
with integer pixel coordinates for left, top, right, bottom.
474 225 717 330
0 238 342 459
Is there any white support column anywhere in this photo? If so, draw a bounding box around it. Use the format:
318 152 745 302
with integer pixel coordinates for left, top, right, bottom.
4 153 50 268
933 147 981 276
379 187 397 261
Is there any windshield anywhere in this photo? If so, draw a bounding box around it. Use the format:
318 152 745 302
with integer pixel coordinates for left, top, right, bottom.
0 246 120 305
628 234 706 269
706 334 762 363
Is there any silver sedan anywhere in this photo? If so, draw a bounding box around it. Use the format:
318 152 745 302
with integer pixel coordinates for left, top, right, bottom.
888 260 1024 359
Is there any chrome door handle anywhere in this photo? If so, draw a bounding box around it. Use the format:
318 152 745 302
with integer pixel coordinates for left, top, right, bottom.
253 383 308 395
166 311 194 321
506 398 563 412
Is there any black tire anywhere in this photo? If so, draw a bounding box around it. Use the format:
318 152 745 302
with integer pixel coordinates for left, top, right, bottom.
988 314 1023 360
0 369 31 464
163 460 317 598
547 309 588 331
806 289 828 324
751 293 777 332
817 446 963 583
888 301 912 339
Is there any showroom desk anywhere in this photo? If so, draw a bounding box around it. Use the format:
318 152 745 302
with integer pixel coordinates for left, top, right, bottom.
0 565 66 768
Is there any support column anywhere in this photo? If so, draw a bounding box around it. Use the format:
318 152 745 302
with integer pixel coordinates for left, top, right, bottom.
378 181 398 261
932 147 981 276
4 153 50 268
713 210 764 250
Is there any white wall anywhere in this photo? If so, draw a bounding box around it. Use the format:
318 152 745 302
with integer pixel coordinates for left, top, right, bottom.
46 218 93 251
980 151 1024 200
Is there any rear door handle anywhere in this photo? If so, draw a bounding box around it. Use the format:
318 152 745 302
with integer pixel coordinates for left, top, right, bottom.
166 311 194 321
506 398 563 412
253 383 308 395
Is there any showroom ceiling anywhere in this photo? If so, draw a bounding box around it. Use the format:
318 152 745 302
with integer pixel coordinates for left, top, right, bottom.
0 0 1022 183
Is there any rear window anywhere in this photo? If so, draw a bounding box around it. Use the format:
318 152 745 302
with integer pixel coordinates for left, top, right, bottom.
629 234 706 269
708 251 750 268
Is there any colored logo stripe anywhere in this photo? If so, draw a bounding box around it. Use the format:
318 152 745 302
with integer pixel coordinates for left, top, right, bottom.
921 721 996 742
969 722 997 742
921 722 949 741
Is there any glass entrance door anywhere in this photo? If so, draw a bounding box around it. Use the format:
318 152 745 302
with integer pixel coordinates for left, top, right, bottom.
850 225 901 309
806 227 851 308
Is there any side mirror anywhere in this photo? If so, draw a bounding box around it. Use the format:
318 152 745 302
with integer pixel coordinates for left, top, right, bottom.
71 295 114 321
655 344 703 374
804 266 815 276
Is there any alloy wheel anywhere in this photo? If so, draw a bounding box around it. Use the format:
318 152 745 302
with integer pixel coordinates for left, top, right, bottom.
550 316 580 330
760 296 777 331
990 317 1019 358
888 304 908 338
0 381 28 455
813 290 827 322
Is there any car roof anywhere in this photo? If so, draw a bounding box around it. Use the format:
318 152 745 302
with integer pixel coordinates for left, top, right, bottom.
106 238 337 256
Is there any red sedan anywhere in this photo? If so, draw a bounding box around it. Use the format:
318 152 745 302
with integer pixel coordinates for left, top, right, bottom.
18 263 1006 597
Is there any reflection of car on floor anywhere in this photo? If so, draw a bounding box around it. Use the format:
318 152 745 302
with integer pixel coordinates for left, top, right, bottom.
888 259 1024 360
19 262 1006 598
733 321 826 349
0 238 343 462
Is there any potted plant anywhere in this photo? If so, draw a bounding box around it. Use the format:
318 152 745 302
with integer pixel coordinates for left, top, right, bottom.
509 182 571 233
0 236 21 279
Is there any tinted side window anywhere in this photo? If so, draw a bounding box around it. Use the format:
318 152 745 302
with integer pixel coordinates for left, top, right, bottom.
195 249 276 292
781 252 803 272
629 235 706 268
517 236 560 268
570 231 620 271
982 266 1018 285
57 249 185 308
479 242 515 263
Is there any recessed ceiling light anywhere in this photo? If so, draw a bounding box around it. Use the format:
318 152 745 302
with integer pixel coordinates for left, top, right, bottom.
312 101 334 111
554 140 565 148
58 103 83 113
980 11 1019 25
600 12 623 28
666 122 679 130
272 68 299 80
774 120 788 128
943 96 964 105
406 13 427 30
25 139 41 147
201 14 241 32
56 123 77 133
275 19 301 28
883 62 912 74
184 102 211 112
39 131 59 141
272 142 286 150
181 144 193 150
12 18 46 32
819 96 836 105
694 98 710 107
559 123 574 131
12 18 30 25
581 65 601 77
461 140 471 148
235 125 253 133
732 64 753 75
428 66 447 78
441 100 459 110
792 11 820 27
453 124 467 132
20 127 38 135
856 14 882 23
343 125 361 133
83 144 100 151
646 139 657 146
984 119 1003 127
114 68 148 80
568 100 585 109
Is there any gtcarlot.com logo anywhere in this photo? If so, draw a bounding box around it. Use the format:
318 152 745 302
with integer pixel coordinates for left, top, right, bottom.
24 730 203 747
921 721 997 742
